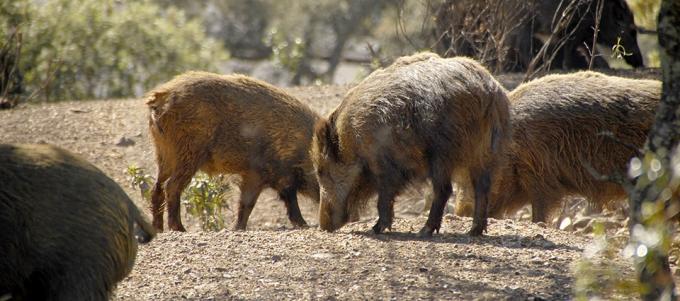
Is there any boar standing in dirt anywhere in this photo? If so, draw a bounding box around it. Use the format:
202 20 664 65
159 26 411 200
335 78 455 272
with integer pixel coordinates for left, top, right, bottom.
146 72 321 231
312 52 511 236
0 143 155 301
455 71 660 222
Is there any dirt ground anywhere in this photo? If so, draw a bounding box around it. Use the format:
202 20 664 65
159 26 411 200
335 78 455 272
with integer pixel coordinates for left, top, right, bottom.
0 70 666 300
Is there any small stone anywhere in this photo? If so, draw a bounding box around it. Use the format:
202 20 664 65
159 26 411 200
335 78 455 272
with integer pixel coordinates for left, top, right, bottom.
115 136 135 147
271 255 282 263
311 252 334 260
559 217 573 231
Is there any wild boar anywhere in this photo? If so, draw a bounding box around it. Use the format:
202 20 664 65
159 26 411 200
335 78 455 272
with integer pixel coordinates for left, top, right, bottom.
312 52 511 236
455 71 659 222
0 143 155 301
435 0 644 71
146 72 320 231
531 0 644 70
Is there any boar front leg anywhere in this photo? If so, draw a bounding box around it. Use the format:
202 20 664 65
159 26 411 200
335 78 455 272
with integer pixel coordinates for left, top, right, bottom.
279 186 308 228
530 192 552 223
372 185 399 234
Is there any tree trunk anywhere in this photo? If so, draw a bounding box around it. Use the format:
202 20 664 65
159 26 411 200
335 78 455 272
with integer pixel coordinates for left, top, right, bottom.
324 0 384 82
631 1 680 300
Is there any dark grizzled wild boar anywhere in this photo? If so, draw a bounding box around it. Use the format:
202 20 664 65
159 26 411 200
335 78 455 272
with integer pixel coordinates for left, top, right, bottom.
455 71 659 222
532 0 644 69
0 143 155 301
312 52 511 236
146 72 321 231
435 0 643 71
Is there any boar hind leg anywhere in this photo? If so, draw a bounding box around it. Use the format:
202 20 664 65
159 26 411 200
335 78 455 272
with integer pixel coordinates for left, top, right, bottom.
164 167 198 232
150 169 171 231
279 187 307 228
469 168 492 236
233 174 264 230
419 167 453 237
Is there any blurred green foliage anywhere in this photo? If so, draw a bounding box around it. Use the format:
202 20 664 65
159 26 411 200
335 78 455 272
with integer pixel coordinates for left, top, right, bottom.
572 147 680 299
627 0 661 67
266 29 306 76
572 223 640 300
627 0 661 29
5 0 228 101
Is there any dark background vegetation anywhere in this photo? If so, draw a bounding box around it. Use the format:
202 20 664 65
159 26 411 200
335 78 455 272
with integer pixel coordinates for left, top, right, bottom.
0 0 661 102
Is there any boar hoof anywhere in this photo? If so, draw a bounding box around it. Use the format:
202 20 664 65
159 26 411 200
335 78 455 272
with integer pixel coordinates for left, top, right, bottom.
417 225 439 238
290 219 308 228
169 223 186 232
293 222 309 229
372 221 392 235
152 220 164 232
468 223 486 236
232 224 247 231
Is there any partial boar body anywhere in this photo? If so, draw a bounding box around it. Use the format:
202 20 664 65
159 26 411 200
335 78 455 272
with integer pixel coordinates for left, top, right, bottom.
456 71 660 222
435 0 643 71
312 52 511 236
146 72 320 231
532 0 644 69
0 143 155 301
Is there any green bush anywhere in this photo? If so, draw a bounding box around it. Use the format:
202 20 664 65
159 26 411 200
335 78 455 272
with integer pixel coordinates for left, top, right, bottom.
127 165 154 202
182 173 234 231
127 165 234 231
13 0 229 101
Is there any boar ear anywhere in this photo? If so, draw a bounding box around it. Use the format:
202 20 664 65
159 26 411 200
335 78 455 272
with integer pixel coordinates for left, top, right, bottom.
314 118 340 162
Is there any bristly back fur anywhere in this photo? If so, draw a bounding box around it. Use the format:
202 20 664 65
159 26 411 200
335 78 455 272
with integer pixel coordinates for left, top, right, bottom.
457 71 660 221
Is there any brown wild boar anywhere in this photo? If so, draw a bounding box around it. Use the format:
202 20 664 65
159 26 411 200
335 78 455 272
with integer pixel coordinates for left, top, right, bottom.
455 71 660 222
312 52 511 236
146 72 320 231
0 143 155 301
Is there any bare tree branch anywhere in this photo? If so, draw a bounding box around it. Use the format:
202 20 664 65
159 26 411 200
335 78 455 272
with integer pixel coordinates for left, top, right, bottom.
588 0 604 70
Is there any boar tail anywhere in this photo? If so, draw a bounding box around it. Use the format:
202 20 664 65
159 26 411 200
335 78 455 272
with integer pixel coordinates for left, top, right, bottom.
145 90 169 135
130 203 157 244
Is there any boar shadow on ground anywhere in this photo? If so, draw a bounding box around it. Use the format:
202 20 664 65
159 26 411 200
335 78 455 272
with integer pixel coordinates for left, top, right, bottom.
371 238 575 299
348 230 582 252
